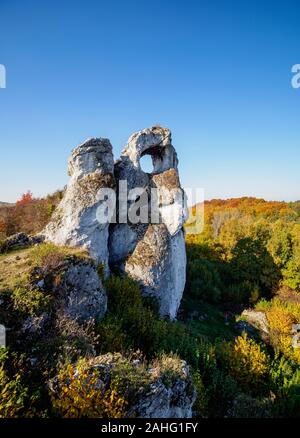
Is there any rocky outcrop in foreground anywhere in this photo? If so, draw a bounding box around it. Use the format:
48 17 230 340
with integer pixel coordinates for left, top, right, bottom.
49 353 196 418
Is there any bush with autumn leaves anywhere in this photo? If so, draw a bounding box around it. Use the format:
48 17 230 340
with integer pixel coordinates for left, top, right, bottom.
0 190 63 239
1 196 300 417
186 198 300 306
256 292 300 365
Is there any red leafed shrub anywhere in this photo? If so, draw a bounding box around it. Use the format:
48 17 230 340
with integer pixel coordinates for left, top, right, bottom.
0 190 64 238
16 191 33 207
0 221 6 233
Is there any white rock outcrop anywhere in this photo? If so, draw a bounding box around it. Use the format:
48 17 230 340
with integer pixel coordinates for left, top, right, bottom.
43 138 115 273
44 126 187 320
110 126 188 319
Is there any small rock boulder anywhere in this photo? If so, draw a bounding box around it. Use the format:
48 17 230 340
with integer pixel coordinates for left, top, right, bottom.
239 309 270 342
0 232 44 253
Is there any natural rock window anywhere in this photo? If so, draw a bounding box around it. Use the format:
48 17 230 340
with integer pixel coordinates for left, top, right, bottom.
43 126 188 320
140 154 154 174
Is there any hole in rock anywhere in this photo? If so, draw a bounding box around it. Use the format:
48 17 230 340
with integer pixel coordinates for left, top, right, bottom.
140 154 154 174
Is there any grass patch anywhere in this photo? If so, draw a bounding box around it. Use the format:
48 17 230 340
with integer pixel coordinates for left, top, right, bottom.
180 297 237 342
0 248 33 292
30 243 90 270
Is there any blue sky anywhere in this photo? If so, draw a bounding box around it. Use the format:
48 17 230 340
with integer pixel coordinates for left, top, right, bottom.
0 0 300 202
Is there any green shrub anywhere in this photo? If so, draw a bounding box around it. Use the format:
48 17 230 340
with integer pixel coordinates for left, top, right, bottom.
222 282 261 304
103 276 169 357
282 254 300 291
269 354 300 417
30 243 67 270
230 237 280 294
205 366 239 417
30 243 88 271
12 286 51 316
0 349 29 418
187 259 222 302
158 321 200 368
190 369 207 416
99 275 201 366
97 315 128 353
109 354 151 404
255 298 272 312
218 334 270 394
229 393 274 418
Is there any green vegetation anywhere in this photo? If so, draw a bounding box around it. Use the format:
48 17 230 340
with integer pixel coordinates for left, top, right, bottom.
1 197 300 417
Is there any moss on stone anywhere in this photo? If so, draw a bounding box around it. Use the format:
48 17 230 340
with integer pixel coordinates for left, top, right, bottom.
151 168 180 190
126 224 169 268
76 172 115 208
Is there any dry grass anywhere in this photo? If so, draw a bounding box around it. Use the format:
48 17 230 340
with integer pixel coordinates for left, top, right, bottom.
0 244 90 293
0 248 33 291
275 286 300 305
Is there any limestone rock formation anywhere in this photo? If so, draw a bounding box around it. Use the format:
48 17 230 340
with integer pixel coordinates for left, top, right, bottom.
49 353 196 418
124 224 186 319
110 126 188 319
22 255 107 336
43 126 187 320
43 138 115 272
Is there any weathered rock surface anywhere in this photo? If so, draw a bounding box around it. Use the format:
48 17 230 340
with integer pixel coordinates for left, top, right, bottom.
49 353 196 418
43 138 115 272
22 256 107 335
129 361 195 418
124 225 186 319
122 126 178 172
43 126 187 320
151 168 188 236
239 309 270 342
58 259 107 323
110 126 188 319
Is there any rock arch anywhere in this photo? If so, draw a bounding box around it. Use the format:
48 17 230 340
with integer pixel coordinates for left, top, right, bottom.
110 126 188 319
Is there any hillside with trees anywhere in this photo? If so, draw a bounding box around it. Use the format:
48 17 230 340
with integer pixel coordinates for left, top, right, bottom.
0 195 300 417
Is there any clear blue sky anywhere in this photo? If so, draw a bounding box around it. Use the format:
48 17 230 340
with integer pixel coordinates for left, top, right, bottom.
0 0 300 203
